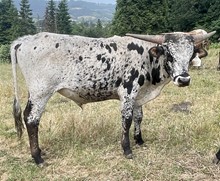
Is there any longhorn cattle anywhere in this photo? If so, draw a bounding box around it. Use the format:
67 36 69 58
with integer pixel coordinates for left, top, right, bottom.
11 31 215 166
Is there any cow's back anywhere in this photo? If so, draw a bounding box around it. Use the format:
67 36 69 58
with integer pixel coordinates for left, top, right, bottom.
11 32 155 104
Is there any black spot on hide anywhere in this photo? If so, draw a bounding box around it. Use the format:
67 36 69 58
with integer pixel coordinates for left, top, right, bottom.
138 74 145 86
105 45 112 53
34 47 37 50
110 43 117 51
131 68 139 78
106 61 111 70
149 54 154 63
141 62 146 69
102 57 106 63
123 68 139 94
92 81 97 89
100 42 104 48
164 56 172 75
127 42 144 55
100 82 108 90
79 56 83 61
55 43 59 48
151 66 161 85
115 78 122 87
97 54 102 61
14 44 21 50
90 47 93 51
104 58 111 71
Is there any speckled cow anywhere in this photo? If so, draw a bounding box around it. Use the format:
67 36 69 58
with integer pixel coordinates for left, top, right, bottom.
11 31 215 166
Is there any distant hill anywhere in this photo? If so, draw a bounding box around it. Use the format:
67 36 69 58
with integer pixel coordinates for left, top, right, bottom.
14 0 116 22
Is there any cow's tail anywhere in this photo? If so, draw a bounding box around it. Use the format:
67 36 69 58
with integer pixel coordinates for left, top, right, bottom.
11 43 24 138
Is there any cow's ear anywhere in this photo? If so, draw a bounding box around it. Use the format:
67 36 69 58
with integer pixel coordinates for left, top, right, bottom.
149 46 164 58
194 46 207 59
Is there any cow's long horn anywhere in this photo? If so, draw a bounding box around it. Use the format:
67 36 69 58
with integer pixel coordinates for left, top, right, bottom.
192 31 216 43
126 33 165 44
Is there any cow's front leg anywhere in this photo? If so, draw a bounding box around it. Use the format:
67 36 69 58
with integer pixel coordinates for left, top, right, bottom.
121 99 134 159
133 105 144 145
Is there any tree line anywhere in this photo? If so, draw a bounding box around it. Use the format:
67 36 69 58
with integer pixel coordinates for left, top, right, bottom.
112 0 220 40
0 0 220 63
0 0 111 62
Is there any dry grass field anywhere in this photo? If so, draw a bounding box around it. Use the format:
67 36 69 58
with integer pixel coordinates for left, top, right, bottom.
1 46 220 180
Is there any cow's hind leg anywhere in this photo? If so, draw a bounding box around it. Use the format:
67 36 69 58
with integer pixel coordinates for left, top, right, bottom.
133 106 144 145
24 94 51 166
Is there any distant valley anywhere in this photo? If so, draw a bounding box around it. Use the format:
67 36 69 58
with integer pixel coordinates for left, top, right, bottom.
14 0 116 22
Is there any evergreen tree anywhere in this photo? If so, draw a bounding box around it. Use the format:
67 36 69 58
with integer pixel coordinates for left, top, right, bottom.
56 0 72 34
71 20 109 38
44 0 57 32
71 21 84 36
95 19 104 37
102 22 112 37
168 0 201 31
19 0 36 36
0 0 20 44
81 21 97 37
111 0 169 35
167 0 218 39
111 0 131 36
202 0 220 38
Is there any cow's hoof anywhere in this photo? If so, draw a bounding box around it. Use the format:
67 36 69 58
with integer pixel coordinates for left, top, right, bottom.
124 153 133 159
135 139 144 146
134 134 144 146
213 155 220 164
33 156 44 166
37 161 49 168
38 163 45 168
124 149 133 159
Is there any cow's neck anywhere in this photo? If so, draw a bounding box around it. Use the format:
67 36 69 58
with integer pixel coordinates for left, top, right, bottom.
135 56 171 106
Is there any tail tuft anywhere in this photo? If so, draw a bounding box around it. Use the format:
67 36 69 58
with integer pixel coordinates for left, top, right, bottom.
13 98 24 138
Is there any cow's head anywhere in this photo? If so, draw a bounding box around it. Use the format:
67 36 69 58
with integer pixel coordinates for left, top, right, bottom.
126 31 216 87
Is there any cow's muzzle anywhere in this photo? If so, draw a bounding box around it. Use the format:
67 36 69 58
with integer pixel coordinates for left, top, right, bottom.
174 72 191 87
